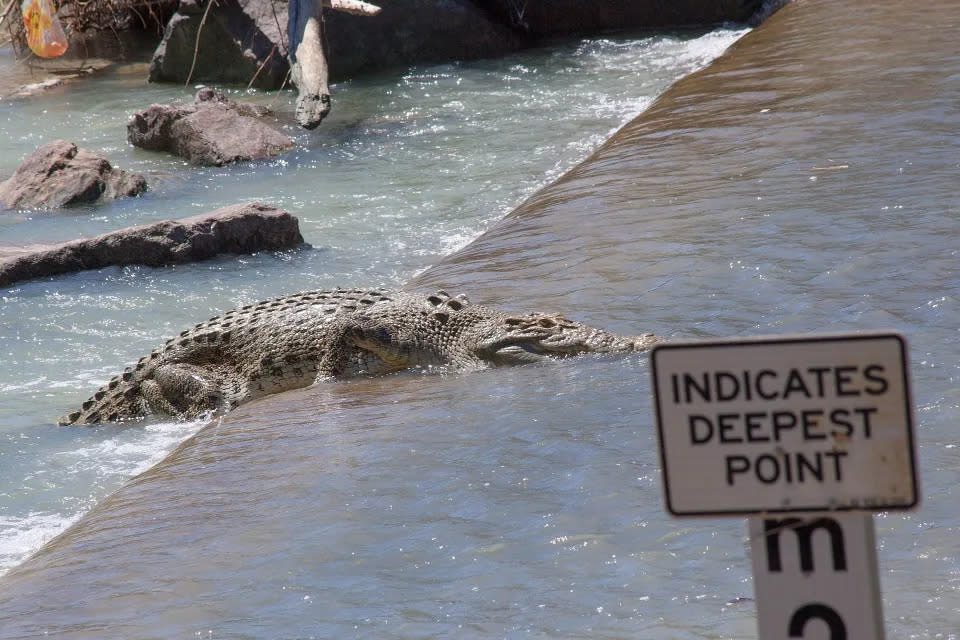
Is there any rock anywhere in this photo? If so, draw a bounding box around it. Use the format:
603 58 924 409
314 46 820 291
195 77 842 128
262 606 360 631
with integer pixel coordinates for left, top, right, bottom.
148 0 524 87
320 0 524 80
127 89 295 166
479 0 764 35
149 0 290 89
0 202 304 288
0 140 148 210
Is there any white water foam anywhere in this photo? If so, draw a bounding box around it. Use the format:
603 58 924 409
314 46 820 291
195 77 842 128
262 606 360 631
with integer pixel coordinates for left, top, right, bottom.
0 26 750 579
0 417 207 575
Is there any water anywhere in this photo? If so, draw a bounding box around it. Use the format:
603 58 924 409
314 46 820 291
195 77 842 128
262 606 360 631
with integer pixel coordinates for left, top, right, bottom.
1 0 958 636
0 27 746 583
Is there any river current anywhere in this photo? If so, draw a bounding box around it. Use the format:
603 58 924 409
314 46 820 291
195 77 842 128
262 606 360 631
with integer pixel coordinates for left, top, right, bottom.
1 0 958 637
0 27 744 574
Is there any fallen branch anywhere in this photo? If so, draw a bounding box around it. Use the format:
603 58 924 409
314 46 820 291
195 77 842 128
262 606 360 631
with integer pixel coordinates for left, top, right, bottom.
247 43 277 89
184 0 216 87
0 0 18 30
289 1 330 129
326 0 380 16
285 0 378 129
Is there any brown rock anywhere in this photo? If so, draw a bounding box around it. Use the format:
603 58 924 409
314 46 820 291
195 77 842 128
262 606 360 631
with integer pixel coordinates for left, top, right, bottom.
0 140 147 210
0 202 304 288
127 90 295 166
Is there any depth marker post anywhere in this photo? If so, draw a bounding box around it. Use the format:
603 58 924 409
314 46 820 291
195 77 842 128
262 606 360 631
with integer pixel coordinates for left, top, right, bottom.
649 332 918 639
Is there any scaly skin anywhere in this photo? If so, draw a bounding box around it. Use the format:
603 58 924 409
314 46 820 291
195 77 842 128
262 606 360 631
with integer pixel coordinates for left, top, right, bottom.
59 288 659 425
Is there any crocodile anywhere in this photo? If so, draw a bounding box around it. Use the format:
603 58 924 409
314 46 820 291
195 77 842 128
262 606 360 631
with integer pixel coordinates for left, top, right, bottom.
59 288 659 425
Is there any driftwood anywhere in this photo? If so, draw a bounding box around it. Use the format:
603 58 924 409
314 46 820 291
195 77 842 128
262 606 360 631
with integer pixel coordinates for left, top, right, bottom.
288 0 381 129
325 0 380 16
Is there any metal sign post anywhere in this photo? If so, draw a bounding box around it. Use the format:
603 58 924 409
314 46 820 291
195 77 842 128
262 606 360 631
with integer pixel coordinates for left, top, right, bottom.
749 513 884 639
650 332 917 640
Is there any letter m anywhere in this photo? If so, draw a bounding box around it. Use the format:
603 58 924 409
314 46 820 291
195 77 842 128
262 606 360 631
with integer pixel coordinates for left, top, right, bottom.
763 517 847 573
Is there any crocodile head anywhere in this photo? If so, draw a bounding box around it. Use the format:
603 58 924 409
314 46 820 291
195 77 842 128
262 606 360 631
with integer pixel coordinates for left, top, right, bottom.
470 313 659 366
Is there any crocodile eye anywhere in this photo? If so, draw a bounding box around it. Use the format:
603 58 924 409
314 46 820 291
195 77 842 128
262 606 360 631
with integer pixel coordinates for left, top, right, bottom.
537 318 556 328
446 299 464 311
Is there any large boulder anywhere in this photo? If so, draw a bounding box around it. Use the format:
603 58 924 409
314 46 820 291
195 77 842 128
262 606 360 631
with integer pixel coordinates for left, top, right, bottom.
149 0 287 89
0 140 147 210
0 202 304 288
320 0 524 80
477 0 764 35
148 0 524 87
127 88 295 166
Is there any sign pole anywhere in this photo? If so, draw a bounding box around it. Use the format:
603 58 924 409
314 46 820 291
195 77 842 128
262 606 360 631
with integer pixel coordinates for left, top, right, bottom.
749 512 885 639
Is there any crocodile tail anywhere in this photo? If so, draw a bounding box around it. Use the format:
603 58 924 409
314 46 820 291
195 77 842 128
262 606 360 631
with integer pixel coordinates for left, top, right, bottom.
58 372 146 425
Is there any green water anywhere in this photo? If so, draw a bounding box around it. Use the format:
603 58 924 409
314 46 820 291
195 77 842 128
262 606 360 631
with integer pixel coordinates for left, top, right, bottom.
0 28 747 578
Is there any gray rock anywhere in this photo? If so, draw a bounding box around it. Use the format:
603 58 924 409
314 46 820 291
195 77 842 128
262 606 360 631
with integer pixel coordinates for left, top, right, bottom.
479 0 762 35
127 89 295 166
0 202 304 288
320 0 524 80
148 0 524 87
0 140 147 210
149 0 289 90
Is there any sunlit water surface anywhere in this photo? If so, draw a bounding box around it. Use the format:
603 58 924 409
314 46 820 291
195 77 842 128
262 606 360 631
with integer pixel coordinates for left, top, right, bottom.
0 29 745 579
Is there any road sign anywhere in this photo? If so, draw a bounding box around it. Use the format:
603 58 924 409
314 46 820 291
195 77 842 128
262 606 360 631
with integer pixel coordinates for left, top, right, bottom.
650 332 917 516
749 513 885 639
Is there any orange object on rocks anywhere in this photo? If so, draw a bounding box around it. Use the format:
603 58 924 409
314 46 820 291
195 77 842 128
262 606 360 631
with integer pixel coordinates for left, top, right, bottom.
21 0 68 58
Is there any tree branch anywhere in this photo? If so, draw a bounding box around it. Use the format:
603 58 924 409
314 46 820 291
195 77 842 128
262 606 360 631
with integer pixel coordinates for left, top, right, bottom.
0 0 18 30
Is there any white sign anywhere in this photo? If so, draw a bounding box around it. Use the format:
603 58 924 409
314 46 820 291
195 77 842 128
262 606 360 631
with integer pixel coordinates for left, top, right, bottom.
750 513 885 639
650 333 917 516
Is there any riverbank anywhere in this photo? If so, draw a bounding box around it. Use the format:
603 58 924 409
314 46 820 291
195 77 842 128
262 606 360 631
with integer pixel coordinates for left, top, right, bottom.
3 0 765 101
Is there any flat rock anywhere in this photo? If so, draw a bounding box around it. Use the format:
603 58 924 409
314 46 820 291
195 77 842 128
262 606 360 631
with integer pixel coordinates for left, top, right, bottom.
0 202 304 288
127 89 295 166
0 140 148 210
